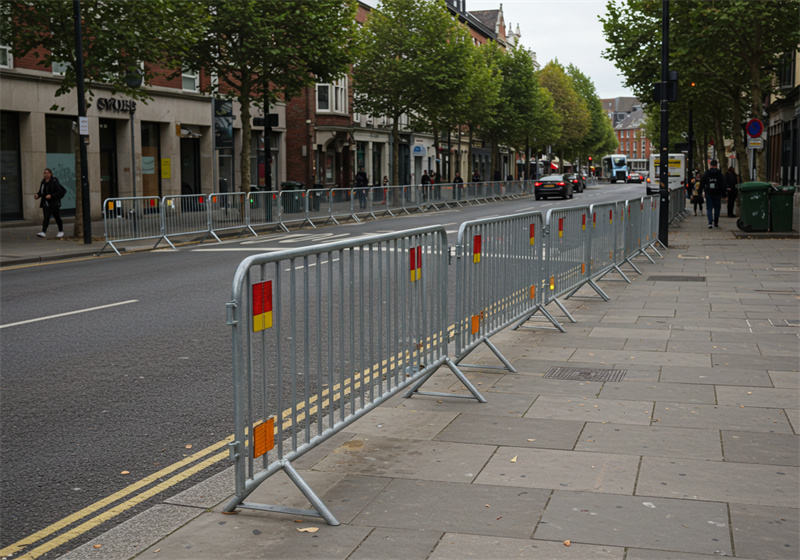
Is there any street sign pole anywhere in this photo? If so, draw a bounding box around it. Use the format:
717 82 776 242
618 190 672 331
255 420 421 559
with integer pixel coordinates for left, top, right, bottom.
658 0 670 247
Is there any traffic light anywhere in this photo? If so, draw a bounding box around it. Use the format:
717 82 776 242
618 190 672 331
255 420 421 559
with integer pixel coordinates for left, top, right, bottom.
588 156 592 162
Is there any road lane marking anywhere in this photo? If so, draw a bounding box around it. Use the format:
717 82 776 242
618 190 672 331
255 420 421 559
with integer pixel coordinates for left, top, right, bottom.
0 300 139 329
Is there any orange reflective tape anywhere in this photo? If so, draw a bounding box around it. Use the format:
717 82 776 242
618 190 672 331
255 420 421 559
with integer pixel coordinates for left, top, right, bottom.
530 285 536 299
471 314 480 334
550 276 555 290
253 418 274 458
581 263 586 274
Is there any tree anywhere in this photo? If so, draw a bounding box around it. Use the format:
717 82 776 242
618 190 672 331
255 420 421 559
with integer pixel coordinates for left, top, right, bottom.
185 0 357 193
567 64 614 167
0 0 208 237
538 61 590 171
459 42 502 178
601 0 800 181
353 0 466 185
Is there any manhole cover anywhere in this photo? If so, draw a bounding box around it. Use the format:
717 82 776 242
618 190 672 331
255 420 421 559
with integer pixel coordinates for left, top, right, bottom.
544 367 627 382
647 275 706 282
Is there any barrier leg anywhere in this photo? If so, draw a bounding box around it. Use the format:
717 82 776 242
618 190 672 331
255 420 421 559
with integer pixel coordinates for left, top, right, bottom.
234 461 340 526
95 241 120 257
403 357 486 402
552 297 577 323
511 305 566 333
623 257 642 275
455 338 517 373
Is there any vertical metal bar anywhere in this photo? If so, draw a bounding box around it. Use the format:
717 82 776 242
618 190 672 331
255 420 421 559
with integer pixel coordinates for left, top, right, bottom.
303 255 311 444
338 249 346 423
316 254 323 438
275 261 283 458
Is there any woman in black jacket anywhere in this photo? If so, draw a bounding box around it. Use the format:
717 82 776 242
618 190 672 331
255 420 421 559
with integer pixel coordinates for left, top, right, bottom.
34 168 67 238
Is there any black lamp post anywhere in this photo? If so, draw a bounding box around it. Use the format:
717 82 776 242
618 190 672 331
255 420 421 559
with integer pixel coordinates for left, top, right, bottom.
73 0 91 244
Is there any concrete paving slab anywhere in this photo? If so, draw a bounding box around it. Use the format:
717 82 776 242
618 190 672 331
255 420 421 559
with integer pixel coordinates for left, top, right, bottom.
60 504 204 560
571 348 711 368
491 375 602 397
622 338 668 351
666 340 760 354
711 351 798 371
575 424 722 461
626 549 757 560
434 413 584 450
525 395 654 425
244 469 348 511
348 528 443 560
729 503 800 560
654 402 794 433
636 456 799 507
311 435 494 482
660 365 774 387
336 407 458 440
351 478 550 538
165 467 235 509
597 382 716 404
715 386 800 409
785 408 799 431
721 431 800 467
474 447 639 494
428 533 624 559
534 491 731 556
391 389 533 417
667 329 712 341
140 511 371 559
317 475 398 524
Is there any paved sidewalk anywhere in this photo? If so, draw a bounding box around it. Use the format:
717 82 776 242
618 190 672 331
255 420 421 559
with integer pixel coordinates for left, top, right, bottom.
50 212 799 560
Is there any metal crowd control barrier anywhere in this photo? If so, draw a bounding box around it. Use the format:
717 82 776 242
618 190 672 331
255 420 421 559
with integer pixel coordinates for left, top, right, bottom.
622 198 646 274
224 226 484 524
586 201 631 285
98 196 163 256
159 194 211 248
209 192 256 241
329 187 358 224
248 191 280 229
454 212 545 371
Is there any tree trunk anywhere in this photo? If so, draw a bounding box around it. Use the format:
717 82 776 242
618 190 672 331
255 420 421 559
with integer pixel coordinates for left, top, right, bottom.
239 77 253 193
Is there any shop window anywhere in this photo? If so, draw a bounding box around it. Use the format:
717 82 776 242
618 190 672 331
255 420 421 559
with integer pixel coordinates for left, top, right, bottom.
1 111 22 220
45 115 77 212
140 121 162 198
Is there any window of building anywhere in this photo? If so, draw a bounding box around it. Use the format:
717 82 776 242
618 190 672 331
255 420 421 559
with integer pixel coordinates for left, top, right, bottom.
778 51 796 89
182 68 199 92
1 111 22 220
316 77 347 114
0 45 12 68
52 60 70 75
140 122 162 198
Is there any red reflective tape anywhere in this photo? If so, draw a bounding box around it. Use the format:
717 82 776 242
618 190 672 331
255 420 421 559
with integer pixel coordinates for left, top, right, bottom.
473 235 482 263
558 217 564 237
529 223 535 245
582 214 586 230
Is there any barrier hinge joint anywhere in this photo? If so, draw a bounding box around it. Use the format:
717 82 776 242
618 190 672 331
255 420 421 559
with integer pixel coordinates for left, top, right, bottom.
228 440 241 461
226 301 238 325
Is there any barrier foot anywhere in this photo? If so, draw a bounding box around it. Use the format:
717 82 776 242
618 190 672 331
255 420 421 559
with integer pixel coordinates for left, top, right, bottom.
655 239 668 250
348 214 362 223
648 243 663 258
612 264 632 283
511 305 566 333
553 297 577 323
236 461 339 526
456 338 517 373
588 279 610 301
403 358 486 403
641 248 657 263
95 241 120 257
623 257 642 275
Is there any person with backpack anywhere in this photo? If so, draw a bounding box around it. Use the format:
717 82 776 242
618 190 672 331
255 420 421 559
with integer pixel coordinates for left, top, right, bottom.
689 171 704 216
699 159 727 228
34 168 67 238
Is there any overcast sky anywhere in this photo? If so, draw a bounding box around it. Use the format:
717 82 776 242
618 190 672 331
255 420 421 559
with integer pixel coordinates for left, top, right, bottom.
361 0 634 100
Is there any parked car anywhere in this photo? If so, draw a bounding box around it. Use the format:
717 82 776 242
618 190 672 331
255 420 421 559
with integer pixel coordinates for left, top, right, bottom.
534 174 574 200
627 173 644 183
566 173 586 193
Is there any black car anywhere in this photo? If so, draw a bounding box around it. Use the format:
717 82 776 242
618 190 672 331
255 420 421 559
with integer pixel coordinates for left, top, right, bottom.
627 173 644 183
534 174 574 200
566 174 586 193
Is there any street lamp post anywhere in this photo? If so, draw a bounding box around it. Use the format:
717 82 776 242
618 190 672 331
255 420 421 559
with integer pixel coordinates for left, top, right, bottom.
657 0 670 247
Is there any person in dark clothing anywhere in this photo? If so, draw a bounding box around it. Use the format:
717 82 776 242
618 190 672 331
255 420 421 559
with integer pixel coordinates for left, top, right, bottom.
355 167 368 209
689 171 704 215
35 168 67 238
699 159 727 228
725 166 739 217
453 171 463 200
421 170 431 201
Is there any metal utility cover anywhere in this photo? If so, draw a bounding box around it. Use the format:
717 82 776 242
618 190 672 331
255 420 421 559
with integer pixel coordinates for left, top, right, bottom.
545 367 627 382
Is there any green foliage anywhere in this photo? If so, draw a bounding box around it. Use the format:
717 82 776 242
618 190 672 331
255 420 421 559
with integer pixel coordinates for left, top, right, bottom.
1 0 209 106
538 61 590 162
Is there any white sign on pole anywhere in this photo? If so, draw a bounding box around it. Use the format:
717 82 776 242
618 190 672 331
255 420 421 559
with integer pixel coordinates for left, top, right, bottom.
79 116 89 136
748 137 763 149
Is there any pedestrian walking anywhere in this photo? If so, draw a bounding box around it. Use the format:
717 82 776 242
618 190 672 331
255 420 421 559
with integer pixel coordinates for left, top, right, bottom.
355 167 368 209
34 168 67 238
700 159 727 228
453 171 463 200
381 175 388 204
689 171 704 216
421 169 431 202
725 166 739 217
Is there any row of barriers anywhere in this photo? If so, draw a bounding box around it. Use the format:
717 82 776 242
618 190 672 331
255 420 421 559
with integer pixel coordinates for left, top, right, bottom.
223 188 685 524
97 181 529 256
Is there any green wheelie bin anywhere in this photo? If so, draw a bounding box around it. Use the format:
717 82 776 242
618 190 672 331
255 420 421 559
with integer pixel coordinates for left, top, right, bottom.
769 186 796 232
736 182 770 232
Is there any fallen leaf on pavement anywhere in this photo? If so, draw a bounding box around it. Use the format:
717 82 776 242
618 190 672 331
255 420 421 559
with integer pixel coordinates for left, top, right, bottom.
120 471 130 475
185 444 193 449
563 540 571 546
510 455 517 463
297 527 319 533
94 545 102 549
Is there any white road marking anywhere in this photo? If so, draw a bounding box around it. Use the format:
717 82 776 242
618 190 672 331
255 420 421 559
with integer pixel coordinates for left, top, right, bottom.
1 300 139 329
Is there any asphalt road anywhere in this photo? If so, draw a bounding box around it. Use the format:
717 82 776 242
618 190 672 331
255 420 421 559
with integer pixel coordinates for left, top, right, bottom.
0 180 648 558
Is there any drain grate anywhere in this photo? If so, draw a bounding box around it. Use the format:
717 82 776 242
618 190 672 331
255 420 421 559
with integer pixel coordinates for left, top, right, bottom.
545 367 627 382
647 275 706 282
